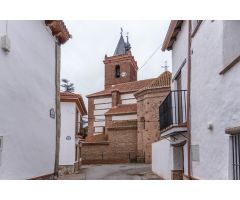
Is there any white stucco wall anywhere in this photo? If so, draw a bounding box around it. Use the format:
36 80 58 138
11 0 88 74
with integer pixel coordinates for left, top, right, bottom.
152 139 172 179
59 102 76 166
171 21 188 91
191 20 240 179
112 114 137 121
0 20 56 179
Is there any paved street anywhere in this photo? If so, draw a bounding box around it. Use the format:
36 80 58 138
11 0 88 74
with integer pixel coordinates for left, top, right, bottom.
58 164 162 180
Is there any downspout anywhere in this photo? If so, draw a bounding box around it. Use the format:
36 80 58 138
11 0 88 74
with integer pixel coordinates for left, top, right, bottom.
54 42 61 178
187 20 192 179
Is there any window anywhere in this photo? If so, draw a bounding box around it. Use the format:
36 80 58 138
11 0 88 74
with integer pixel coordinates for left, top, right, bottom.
231 134 240 180
115 65 121 78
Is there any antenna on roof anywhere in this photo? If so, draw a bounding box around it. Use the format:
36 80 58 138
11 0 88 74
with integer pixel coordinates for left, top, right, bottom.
161 61 169 72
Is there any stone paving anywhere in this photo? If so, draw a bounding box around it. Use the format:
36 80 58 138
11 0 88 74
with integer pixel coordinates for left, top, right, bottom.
58 163 162 180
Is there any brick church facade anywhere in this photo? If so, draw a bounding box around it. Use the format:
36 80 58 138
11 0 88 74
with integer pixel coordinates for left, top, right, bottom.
82 31 171 163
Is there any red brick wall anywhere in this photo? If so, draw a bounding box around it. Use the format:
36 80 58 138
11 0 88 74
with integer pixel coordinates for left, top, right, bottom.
88 97 95 135
136 88 170 163
104 54 137 89
81 115 138 164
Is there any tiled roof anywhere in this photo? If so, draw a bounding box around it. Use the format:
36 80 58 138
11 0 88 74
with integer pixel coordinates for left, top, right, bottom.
135 71 171 95
87 78 155 98
105 104 137 115
60 92 87 115
45 20 71 44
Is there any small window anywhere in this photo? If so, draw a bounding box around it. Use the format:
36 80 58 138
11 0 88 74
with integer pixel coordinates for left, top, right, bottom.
191 144 200 162
115 65 121 78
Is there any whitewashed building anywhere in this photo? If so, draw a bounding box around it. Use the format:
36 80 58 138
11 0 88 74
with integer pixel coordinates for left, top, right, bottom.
152 20 240 180
59 92 87 175
0 20 70 179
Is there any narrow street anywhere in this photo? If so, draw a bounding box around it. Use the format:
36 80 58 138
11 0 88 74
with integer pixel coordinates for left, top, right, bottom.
58 164 162 180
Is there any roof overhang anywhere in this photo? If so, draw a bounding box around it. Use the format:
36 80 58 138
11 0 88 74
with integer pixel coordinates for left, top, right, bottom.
60 93 87 115
45 20 71 44
162 20 183 51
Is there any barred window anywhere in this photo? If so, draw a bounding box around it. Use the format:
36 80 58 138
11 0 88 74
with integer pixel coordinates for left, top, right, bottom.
231 134 240 180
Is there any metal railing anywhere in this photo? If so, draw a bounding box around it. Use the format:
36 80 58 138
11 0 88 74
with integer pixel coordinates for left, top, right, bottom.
159 90 187 131
82 152 145 163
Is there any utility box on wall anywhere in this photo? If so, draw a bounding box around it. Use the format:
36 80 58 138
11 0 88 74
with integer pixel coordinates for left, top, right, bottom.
191 144 200 162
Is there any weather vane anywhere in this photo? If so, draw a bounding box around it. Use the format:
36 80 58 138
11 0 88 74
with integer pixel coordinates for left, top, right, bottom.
161 61 169 72
120 27 123 35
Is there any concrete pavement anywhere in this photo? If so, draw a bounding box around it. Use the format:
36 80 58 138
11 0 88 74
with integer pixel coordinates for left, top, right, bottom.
58 163 162 180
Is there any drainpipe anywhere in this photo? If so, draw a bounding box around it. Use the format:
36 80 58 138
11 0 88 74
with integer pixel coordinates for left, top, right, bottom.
187 20 192 179
54 42 61 178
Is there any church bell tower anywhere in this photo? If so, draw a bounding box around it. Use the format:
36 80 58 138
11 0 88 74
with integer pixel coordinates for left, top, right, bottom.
104 29 138 89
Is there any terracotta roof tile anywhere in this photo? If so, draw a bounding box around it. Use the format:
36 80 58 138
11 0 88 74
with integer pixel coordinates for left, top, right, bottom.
60 92 87 115
105 104 137 115
87 78 155 98
45 20 71 44
135 71 172 95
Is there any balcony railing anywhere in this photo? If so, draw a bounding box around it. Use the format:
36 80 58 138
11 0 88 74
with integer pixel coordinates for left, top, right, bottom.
159 90 187 131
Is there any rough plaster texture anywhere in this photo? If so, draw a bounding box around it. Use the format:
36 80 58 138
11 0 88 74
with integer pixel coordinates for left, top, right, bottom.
152 139 171 179
59 102 76 166
191 20 240 179
0 21 56 179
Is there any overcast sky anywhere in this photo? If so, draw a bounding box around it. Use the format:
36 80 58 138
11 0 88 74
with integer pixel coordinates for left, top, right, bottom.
61 20 172 106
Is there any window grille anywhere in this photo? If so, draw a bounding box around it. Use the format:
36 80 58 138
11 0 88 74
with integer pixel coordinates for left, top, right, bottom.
231 134 240 180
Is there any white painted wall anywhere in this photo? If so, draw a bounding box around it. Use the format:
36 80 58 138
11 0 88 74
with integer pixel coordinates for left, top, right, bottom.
94 97 112 104
94 121 105 127
191 20 240 179
59 102 76 166
93 97 112 134
94 127 103 133
121 93 136 104
122 99 137 104
94 109 108 116
171 21 188 91
152 139 172 179
0 21 56 179
95 103 112 110
112 114 137 121
121 93 135 100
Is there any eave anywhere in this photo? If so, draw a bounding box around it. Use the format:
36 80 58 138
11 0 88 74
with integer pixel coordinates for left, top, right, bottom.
162 20 183 51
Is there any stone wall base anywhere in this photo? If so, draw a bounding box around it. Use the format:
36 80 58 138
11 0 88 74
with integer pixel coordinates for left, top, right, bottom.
171 170 183 180
58 165 75 176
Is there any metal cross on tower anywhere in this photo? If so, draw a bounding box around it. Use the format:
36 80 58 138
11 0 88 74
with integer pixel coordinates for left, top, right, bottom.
161 61 169 72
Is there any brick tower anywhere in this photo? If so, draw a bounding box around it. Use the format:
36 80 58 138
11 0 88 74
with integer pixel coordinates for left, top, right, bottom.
104 31 138 89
